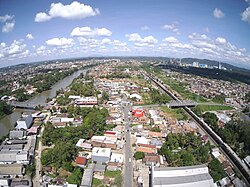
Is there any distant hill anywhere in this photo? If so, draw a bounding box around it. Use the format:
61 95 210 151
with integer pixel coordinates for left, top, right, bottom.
181 58 250 73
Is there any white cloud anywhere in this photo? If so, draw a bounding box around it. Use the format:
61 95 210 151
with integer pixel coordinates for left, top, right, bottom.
2 21 15 33
71 27 112 37
26 33 34 40
141 26 150 31
0 14 14 22
215 37 227 44
162 23 180 34
35 1 99 22
126 33 158 47
163 36 179 43
46 37 74 47
213 8 225 18
0 40 27 59
35 12 51 22
241 7 250 23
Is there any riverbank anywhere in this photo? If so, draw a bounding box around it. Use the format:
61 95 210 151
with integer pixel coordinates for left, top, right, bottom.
0 68 88 138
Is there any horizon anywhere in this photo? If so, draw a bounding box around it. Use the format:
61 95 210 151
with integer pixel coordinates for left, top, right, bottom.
1 55 250 71
1 0 250 69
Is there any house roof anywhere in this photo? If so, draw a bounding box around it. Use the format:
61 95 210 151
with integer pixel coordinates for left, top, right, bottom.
76 157 88 165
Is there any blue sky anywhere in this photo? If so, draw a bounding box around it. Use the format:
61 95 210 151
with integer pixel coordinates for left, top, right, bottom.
0 0 250 68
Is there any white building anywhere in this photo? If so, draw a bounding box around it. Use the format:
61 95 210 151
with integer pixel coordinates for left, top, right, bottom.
16 115 33 129
151 165 215 187
92 147 111 163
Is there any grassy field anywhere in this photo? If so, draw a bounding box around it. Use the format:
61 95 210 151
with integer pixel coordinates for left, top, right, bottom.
161 107 189 121
92 178 102 187
158 74 208 103
193 105 234 112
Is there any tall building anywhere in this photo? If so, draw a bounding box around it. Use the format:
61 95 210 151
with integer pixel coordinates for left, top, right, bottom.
151 164 215 187
193 61 199 67
218 62 222 70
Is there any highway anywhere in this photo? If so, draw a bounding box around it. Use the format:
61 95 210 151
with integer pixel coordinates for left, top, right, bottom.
122 95 133 187
145 72 250 186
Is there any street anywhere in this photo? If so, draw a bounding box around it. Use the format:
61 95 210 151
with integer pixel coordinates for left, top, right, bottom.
33 112 51 187
122 96 133 187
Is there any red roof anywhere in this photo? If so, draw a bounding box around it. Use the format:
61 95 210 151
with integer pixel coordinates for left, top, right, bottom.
137 143 156 149
75 157 88 165
105 131 116 135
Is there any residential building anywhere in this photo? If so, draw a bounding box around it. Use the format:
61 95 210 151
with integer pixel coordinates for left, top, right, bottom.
92 147 111 163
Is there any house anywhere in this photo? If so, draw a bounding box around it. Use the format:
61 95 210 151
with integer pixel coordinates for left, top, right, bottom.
9 130 26 139
132 109 144 118
0 164 24 177
16 115 33 130
75 96 98 106
143 153 160 166
110 153 123 163
130 93 142 100
76 157 88 167
92 147 111 163
0 178 10 187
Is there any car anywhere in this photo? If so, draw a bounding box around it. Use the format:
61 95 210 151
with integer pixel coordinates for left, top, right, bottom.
129 158 131 162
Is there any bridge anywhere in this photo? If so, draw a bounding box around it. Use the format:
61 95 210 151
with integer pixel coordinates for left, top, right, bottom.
9 101 45 110
167 100 197 108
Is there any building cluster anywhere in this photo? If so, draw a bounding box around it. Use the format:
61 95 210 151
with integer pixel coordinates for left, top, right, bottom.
0 112 45 187
164 70 250 108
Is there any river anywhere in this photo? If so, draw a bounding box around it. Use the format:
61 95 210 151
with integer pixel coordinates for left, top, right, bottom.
0 69 87 138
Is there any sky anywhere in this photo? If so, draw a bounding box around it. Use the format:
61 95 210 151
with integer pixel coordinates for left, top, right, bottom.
0 0 250 68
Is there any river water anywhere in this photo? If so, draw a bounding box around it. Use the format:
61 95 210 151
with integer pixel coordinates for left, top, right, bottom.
0 69 87 138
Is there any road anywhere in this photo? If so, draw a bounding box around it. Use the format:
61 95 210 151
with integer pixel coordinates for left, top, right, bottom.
33 112 51 187
122 96 133 187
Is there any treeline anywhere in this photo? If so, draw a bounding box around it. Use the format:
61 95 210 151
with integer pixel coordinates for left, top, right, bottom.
158 65 250 85
0 101 12 119
158 133 210 166
203 112 250 158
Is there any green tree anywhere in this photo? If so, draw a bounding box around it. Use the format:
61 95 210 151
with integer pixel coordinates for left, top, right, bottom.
134 151 145 160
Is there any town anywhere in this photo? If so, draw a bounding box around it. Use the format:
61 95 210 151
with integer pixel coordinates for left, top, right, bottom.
0 58 249 187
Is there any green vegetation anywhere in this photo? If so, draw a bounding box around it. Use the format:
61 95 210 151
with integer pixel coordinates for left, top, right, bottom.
24 68 77 93
149 88 172 104
66 167 83 185
0 101 12 119
41 107 110 173
161 107 189 121
68 81 95 97
134 151 145 160
158 133 210 166
92 178 102 187
208 159 227 182
192 105 233 116
203 112 250 158
150 127 161 132
245 91 250 102
13 88 34 102
158 74 207 102
104 170 122 187
26 164 36 178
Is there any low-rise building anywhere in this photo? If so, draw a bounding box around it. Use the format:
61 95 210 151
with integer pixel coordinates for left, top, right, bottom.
92 147 111 163
151 165 214 187
16 115 33 130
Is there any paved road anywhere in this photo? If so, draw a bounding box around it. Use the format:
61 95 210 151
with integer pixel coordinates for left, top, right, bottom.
33 112 51 187
122 96 133 187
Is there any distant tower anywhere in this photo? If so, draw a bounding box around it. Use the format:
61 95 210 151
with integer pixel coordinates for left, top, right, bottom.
218 62 222 69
